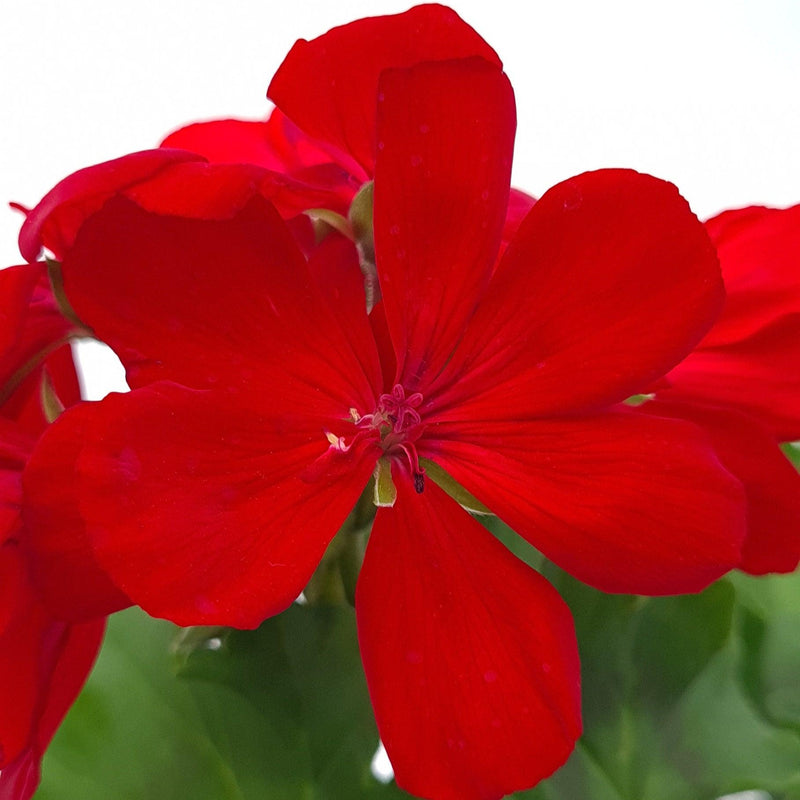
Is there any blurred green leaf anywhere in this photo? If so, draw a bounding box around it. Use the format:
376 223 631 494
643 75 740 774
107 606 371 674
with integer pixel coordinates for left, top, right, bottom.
513 567 800 800
178 603 405 799
35 605 405 800
35 608 243 800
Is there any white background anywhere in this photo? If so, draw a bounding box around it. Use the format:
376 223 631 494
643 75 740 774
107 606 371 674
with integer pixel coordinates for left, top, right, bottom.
2 0 799 394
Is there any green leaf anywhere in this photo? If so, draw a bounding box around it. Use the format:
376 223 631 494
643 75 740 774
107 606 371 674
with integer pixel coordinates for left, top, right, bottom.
37 561 800 800
515 566 800 800
178 603 405 799
36 605 406 800
35 608 243 800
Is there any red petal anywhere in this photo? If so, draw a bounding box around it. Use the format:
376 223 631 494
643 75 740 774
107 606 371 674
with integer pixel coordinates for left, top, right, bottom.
701 204 800 346
665 204 800 438
0 595 103 800
120 158 356 222
268 4 501 176
161 119 361 217
427 170 723 419
0 418 32 545
0 588 55 768
75 383 376 628
162 116 303 169
0 420 103 800
162 110 348 173
62 193 381 404
501 188 536 252
357 475 580 800
642 400 800 575
306 233 382 387
0 265 40 354
665 316 800 440
18 149 203 262
0 264 76 413
373 59 515 388
426 409 745 595
23 403 131 622
1 344 81 438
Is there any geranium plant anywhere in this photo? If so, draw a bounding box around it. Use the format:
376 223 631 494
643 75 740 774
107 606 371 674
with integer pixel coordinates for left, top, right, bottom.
1 6 799 800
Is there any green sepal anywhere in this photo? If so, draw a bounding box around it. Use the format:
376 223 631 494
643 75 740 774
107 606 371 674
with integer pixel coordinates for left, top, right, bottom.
347 181 379 312
40 367 66 423
304 208 353 241
46 257 89 331
623 393 655 407
422 458 492 515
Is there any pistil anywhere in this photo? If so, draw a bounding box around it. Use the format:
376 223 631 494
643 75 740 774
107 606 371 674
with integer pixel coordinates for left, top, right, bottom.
324 384 427 499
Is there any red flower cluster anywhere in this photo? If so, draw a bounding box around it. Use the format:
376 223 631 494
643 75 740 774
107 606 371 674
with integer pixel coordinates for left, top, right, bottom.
3 5 799 800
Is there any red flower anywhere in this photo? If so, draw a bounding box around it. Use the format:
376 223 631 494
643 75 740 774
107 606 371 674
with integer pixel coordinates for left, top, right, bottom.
22 36 747 796
160 110 363 221
16 147 354 266
0 264 106 800
643 204 800 576
664 204 800 439
161 4 534 259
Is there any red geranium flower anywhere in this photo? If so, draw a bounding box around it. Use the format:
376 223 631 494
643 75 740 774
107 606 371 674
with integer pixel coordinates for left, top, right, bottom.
22 40 746 797
663 204 800 439
161 4 535 263
642 203 800 576
0 264 106 800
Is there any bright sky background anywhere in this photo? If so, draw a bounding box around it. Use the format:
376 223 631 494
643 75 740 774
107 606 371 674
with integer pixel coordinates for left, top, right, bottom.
2 0 799 394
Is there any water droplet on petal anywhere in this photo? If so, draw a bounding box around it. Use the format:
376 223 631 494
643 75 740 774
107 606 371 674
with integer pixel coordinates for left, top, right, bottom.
410 154 423 167
419 122 430 134
406 650 423 664
483 669 498 683
561 182 583 210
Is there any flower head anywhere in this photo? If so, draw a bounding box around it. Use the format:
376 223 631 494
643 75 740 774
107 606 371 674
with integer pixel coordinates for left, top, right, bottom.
21 6 748 798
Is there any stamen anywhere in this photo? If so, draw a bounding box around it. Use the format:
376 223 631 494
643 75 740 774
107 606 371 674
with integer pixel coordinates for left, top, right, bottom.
398 442 425 494
326 384 427 499
376 385 423 431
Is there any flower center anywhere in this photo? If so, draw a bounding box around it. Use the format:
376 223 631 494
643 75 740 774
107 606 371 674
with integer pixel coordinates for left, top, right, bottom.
326 384 427 495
